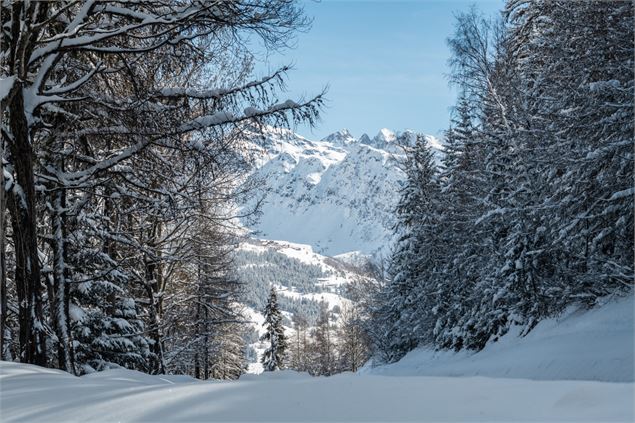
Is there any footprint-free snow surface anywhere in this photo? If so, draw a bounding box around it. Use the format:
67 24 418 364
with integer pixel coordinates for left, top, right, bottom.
1 362 632 422
1 296 633 422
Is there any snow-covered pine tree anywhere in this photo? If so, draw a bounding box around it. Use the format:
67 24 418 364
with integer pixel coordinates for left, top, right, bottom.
505 0 634 308
434 94 490 350
260 287 287 371
369 1 633 360
371 135 442 362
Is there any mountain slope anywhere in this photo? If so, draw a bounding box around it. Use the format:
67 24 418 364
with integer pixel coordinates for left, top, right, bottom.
240 126 442 258
233 238 377 373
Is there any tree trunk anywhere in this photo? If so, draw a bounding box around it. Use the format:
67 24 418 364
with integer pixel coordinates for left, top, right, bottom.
51 182 75 374
194 299 201 379
0 135 7 360
6 88 47 366
203 306 209 379
144 237 165 374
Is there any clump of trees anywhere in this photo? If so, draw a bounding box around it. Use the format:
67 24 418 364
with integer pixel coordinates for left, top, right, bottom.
1 0 322 378
368 1 633 363
286 293 371 376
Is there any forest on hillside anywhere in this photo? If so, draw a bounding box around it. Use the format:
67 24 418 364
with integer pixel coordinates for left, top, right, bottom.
365 2 633 363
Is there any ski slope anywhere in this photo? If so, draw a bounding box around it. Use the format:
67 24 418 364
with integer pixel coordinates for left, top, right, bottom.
1 295 633 422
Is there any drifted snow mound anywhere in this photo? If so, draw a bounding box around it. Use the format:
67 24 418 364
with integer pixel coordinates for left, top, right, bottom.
364 294 634 382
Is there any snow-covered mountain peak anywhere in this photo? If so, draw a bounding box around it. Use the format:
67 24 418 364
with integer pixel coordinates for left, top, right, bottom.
424 133 444 152
398 129 418 146
239 126 441 258
374 128 397 145
359 133 372 145
322 128 357 146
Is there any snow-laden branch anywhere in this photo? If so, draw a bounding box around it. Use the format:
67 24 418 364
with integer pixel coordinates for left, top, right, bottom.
178 99 303 132
156 67 290 100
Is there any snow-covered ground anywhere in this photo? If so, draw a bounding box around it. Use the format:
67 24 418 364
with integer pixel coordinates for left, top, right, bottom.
365 294 635 383
1 295 632 422
1 361 632 422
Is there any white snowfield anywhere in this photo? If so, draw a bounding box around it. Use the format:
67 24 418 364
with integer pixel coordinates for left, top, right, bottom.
1 296 633 422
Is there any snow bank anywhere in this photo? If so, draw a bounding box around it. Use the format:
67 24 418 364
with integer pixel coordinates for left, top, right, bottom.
1 360 632 422
365 295 634 382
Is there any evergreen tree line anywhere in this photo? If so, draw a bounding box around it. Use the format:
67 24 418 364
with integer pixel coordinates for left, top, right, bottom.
234 245 368 326
233 247 329 321
1 1 322 378
368 1 633 363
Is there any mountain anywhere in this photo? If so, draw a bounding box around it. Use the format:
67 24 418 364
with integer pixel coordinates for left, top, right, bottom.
234 238 367 323
235 125 441 373
239 126 442 259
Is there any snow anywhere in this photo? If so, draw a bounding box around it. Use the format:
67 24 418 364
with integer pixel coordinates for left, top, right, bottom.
275 285 351 311
239 126 442 258
1 297 632 421
375 128 397 144
333 250 371 267
1 360 632 422
364 295 634 383
0 297 635 422
609 187 634 201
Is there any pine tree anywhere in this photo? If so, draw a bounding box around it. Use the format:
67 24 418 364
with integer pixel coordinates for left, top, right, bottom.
371 135 442 362
434 96 486 350
260 287 287 371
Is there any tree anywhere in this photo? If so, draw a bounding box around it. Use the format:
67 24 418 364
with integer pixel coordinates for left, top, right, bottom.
260 287 287 371
1 0 322 373
367 1 633 363
370 135 442 362
290 311 309 372
337 304 370 372
308 300 335 376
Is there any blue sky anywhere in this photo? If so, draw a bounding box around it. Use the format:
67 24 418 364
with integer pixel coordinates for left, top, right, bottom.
256 0 504 140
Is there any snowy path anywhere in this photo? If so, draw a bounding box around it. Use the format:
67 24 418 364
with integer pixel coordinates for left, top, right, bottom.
2 297 633 422
1 361 633 422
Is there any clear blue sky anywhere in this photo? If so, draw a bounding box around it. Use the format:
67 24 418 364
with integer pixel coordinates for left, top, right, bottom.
255 0 504 140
